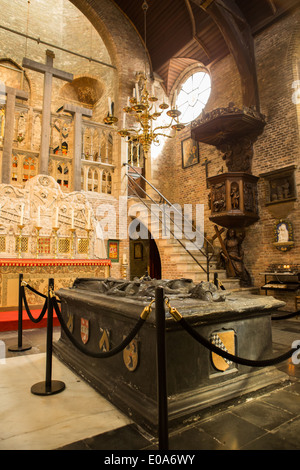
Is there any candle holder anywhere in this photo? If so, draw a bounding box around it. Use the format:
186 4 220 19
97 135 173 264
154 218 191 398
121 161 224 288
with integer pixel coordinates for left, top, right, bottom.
17 224 24 258
52 227 59 259
70 228 76 258
35 226 42 258
103 114 118 125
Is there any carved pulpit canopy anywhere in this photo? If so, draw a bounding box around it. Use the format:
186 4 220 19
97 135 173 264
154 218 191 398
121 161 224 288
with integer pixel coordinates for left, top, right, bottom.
191 103 266 173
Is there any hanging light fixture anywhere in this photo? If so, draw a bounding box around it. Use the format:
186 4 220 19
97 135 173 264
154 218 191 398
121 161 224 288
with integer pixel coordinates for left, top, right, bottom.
103 0 185 157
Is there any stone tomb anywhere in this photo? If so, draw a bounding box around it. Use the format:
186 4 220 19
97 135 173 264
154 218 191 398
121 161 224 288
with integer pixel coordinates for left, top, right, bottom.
54 278 288 434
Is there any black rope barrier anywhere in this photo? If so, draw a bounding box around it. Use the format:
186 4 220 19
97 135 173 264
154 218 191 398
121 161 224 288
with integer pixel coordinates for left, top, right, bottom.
155 287 169 451
8 274 31 353
22 285 48 323
31 279 65 396
166 301 300 368
23 283 47 299
271 310 300 321
51 294 152 359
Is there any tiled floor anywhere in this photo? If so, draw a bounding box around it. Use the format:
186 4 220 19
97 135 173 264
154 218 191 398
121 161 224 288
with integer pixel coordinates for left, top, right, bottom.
0 316 300 451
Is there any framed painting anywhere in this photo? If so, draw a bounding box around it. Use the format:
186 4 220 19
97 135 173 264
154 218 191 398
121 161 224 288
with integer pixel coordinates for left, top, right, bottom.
107 240 119 262
181 138 199 169
134 242 143 260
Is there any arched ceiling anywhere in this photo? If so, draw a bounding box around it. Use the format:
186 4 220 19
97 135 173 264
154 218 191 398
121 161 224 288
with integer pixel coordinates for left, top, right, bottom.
111 0 299 96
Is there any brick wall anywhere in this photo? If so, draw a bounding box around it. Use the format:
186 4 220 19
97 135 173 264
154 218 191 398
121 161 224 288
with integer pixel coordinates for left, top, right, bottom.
152 10 300 308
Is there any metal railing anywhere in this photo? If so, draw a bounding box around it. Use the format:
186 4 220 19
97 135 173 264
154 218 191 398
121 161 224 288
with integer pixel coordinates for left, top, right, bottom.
124 162 215 280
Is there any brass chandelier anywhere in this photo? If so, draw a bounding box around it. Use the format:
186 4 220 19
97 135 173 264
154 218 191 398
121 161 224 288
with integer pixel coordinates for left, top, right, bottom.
103 0 185 156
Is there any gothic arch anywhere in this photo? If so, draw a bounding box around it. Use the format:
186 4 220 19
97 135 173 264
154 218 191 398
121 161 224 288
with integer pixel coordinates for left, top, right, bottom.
127 200 162 279
69 0 147 112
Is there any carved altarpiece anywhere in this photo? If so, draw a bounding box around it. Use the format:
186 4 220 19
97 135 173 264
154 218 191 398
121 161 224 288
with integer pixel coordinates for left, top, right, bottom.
0 174 106 259
259 165 297 220
0 175 109 308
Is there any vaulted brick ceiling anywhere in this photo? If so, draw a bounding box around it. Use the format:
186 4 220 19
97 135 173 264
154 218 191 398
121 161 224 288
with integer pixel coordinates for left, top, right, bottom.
112 0 299 95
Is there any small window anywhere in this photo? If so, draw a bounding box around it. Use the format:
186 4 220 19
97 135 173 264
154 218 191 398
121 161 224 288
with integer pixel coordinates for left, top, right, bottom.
176 70 211 124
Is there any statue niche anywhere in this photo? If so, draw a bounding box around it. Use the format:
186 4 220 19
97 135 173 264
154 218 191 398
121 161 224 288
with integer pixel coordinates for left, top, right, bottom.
60 77 104 107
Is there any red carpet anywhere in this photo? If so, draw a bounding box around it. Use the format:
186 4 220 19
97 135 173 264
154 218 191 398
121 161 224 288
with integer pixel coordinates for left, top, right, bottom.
0 309 60 332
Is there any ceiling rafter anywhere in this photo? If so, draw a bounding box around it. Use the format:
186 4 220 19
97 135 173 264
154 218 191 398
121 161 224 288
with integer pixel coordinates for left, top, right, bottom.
192 0 260 110
185 0 211 60
109 0 299 100
266 0 278 15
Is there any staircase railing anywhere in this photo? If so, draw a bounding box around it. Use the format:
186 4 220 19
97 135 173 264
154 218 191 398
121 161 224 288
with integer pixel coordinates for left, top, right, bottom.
124 163 215 281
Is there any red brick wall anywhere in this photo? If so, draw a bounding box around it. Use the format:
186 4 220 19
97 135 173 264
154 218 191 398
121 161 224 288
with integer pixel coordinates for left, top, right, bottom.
152 10 300 308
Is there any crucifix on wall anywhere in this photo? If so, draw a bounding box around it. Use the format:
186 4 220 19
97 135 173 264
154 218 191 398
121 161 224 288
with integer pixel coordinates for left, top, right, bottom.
22 50 73 175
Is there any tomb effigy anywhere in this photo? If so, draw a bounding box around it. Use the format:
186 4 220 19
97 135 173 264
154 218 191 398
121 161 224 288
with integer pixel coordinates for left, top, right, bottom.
53 277 289 434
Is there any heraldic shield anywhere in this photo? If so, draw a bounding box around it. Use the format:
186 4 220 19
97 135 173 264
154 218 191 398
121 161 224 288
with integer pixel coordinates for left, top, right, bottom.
211 330 235 372
123 339 138 372
81 318 89 344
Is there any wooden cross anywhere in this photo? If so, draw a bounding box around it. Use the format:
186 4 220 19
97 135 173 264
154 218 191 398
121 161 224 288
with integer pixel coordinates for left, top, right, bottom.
212 225 236 277
22 50 73 175
202 157 211 188
0 83 28 184
63 103 92 191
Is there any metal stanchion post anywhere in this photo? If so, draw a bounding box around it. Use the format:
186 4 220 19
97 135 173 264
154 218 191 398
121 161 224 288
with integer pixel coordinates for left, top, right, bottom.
8 273 31 352
31 278 65 396
155 286 169 450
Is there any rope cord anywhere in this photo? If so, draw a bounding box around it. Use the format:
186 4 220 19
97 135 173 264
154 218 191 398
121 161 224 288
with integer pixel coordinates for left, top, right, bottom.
179 316 296 367
22 282 47 299
271 310 300 321
165 301 300 367
22 286 48 323
52 296 148 359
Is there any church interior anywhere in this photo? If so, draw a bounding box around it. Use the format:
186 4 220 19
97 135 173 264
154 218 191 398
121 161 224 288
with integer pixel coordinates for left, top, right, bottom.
1 0 300 451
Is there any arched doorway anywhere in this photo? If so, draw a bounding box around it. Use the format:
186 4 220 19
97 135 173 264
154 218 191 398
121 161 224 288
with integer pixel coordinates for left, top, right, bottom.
129 222 161 280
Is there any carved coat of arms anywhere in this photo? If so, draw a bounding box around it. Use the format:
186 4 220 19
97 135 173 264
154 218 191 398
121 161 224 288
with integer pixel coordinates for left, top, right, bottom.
80 318 89 344
211 330 235 372
123 339 139 372
66 312 74 333
99 328 110 352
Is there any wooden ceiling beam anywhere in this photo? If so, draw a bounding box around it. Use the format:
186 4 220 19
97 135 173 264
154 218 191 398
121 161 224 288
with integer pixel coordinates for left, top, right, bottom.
191 0 260 111
185 0 211 59
266 0 278 15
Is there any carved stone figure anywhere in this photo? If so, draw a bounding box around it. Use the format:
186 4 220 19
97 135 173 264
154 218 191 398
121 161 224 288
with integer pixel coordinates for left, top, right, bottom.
72 277 226 302
219 137 253 173
211 182 226 212
221 228 251 286
270 178 292 202
230 182 240 209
